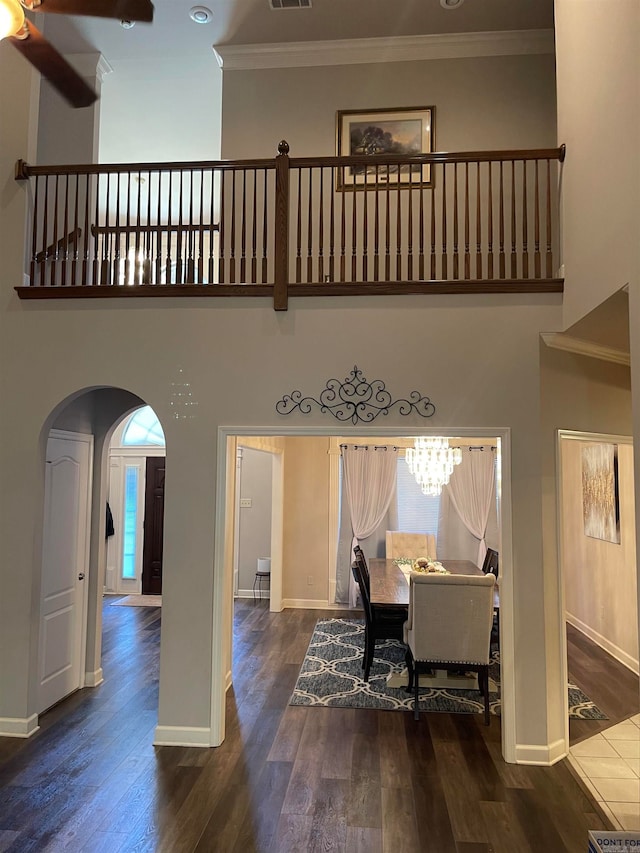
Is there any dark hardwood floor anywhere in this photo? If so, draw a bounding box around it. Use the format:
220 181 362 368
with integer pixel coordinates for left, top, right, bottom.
0 600 624 852
567 622 639 745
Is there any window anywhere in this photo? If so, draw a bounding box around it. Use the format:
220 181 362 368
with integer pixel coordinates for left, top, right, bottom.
396 456 440 534
122 465 139 579
122 406 165 446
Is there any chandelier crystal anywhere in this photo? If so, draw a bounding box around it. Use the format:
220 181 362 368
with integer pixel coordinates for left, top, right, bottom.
405 437 462 496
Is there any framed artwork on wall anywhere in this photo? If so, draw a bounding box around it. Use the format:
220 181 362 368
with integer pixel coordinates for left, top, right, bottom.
335 106 435 190
582 443 620 544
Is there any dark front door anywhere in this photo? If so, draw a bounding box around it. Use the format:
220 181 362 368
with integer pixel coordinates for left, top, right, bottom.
142 457 165 595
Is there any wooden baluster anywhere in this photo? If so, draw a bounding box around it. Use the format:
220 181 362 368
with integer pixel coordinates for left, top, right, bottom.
61 174 69 286
296 168 302 283
430 164 436 280
166 172 172 284
546 159 553 278
351 167 357 281
497 161 503 279
329 166 335 282
440 164 447 279
475 163 482 279
156 171 163 285
361 172 367 282
133 170 139 282
124 171 131 285
240 168 247 284
93 174 101 285
521 161 529 279
463 163 470 280
418 169 424 281
229 170 236 284
385 176 390 281
308 168 314 283
534 160 541 279
452 162 459 280
82 174 90 285
510 161 517 278
207 168 215 285
262 167 268 283
218 170 225 284
340 167 346 282
318 168 325 283
373 165 380 281
70 174 79 286
177 170 185 284
251 168 257 284
487 161 494 280
50 175 59 286
395 166 402 281
187 169 196 283
32 175 41 285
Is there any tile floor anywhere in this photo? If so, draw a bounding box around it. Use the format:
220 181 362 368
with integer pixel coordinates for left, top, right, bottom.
568 715 640 830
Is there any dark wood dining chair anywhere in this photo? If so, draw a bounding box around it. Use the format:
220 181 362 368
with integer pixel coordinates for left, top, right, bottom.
353 545 370 589
352 560 407 682
481 548 499 577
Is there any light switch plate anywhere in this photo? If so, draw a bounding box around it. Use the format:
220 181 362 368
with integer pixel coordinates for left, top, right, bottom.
240 498 252 508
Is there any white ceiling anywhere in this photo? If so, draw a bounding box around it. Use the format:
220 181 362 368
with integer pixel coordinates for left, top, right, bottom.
39 0 554 64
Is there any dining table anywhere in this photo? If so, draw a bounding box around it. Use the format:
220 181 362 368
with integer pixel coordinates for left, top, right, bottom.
369 558 489 608
368 557 498 689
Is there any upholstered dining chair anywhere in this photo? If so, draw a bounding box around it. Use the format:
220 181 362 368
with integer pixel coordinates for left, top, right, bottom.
403 572 496 723
481 547 499 578
352 560 407 682
386 531 437 560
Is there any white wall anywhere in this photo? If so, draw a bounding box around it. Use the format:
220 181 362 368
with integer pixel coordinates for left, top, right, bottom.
561 437 637 671
99 56 223 163
555 0 640 329
236 447 272 594
222 53 557 159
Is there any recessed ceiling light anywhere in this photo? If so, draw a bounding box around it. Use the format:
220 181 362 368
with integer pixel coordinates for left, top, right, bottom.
440 0 464 8
120 19 135 29
189 6 213 24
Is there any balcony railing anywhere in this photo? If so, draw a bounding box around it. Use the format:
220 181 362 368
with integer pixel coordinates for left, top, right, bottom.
14 141 565 310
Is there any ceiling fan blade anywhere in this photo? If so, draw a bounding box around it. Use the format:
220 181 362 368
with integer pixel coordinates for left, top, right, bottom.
31 0 154 22
9 22 97 108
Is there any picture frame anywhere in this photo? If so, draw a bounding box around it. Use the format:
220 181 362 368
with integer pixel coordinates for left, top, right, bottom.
582 443 621 544
336 106 435 190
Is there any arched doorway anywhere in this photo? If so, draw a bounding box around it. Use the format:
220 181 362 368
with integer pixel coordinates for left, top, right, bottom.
106 406 166 596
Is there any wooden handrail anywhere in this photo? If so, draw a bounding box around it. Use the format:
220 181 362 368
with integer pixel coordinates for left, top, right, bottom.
14 141 565 307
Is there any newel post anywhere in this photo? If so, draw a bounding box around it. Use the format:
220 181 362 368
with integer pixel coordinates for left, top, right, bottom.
274 140 290 311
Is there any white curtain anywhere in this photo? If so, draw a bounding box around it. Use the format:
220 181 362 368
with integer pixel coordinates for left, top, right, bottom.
342 445 399 606
444 449 495 567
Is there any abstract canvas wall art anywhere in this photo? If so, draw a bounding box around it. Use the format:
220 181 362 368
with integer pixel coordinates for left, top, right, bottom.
582 443 620 543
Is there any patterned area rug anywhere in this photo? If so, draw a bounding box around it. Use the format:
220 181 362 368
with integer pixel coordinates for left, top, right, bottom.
290 618 607 719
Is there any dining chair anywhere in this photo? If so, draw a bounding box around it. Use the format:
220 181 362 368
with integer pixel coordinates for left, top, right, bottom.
404 572 496 723
352 560 407 682
385 531 437 560
481 547 499 578
353 545 370 589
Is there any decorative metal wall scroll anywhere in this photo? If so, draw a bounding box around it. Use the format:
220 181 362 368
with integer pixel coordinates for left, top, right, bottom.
275 366 436 425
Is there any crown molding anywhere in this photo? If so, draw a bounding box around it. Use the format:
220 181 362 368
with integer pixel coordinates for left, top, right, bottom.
66 53 113 82
541 333 630 367
213 29 554 71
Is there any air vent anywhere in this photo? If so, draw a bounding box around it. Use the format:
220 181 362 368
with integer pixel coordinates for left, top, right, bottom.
269 0 311 9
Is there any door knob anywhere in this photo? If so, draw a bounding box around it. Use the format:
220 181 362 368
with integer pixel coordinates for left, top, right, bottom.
78 573 85 580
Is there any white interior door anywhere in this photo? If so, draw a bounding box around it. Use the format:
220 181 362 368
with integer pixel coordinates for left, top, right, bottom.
39 431 92 713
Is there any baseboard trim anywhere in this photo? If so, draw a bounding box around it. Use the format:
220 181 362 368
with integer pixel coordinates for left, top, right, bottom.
153 725 212 748
514 738 567 766
281 598 353 610
84 668 104 687
566 614 639 675
0 713 40 738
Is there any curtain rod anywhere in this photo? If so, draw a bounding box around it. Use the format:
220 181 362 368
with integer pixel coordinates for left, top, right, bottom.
450 445 497 451
339 444 399 451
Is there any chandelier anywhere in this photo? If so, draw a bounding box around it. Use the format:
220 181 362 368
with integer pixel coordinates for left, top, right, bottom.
405 437 462 496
